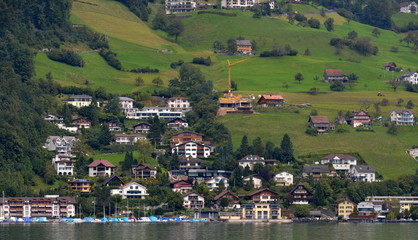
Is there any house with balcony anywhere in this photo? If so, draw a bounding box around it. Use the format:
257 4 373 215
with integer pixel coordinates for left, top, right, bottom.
221 0 259 9
103 175 125 187
71 117 91 129
323 69 348 83
204 176 229 191
390 109 415 125
119 97 135 113
187 169 232 180
44 114 64 124
170 180 193 193
63 95 92 108
241 188 278 203
111 182 148 199
400 1 417 13
349 165 376 182
302 165 334 179
257 94 284 107
400 71 418 84
68 179 91 193
274 172 293 186
289 183 313 204
131 163 157 179
167 118 189 129
337 200 355 219
88 160 116 177
52 155 75 176
213 191 239 208
308 116 335 134
238 155 276 170
44 136 78 156
236 40 252 54
165 0 196 14
365 196 418 212
350 110 371 127
133 123 151 133
106 122 121 132
241 203 281 220
126 107 183 120
179 157 203 170
320 154 358 174
183 193 205 209
171 131 213 158
218 92 254 115
167 97 191 113
114 134 147 145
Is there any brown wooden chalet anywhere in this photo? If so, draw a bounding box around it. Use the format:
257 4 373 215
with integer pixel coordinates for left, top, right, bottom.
103 175 125 187
240 188 278 203
213 190 239 207
257 95 284 107
308 116 335 133
71 117 91 128
323 69 348 83
289 183 313 204
131 163 157 179
133 122 151 133
179 157 204 170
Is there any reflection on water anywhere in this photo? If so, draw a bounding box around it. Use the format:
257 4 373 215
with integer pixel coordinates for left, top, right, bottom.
1 222 418 240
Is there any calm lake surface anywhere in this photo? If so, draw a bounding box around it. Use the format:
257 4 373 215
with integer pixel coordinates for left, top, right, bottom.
1 222 418 240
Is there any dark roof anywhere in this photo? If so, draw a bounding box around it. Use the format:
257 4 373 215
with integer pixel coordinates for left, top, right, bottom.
115 134 146 137
103 175 125 186
290 183 313 195
133 123 151 128
68 95 92 99
309 116 330 124
240 155 264 162
173 131 204 137
321 154 357 161
384 62 396 67
133 163 157 170
170 179 193 187
303 165 330 174
213 191 238 201
179 157 204 164
400 1 415 7
236 40 252 46
246 188 278 197
352 165 375 173
88 160 115 168
391 109 413 114
168 118 188 123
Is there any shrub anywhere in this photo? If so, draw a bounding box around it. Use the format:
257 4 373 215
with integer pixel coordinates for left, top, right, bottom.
130 67 159 73
47 49 84 67
305 128 318 136
330 81 345 91
99 49 122 70
170 60 184 69
192 57 212 66
198 11 237 16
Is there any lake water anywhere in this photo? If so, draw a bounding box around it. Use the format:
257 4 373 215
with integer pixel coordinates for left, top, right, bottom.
1 222 417 240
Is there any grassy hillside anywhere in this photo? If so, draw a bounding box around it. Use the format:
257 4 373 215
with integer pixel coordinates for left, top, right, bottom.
219 90 418 179
392 13 418 27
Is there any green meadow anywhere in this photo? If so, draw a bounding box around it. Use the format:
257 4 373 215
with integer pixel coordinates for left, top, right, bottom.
92 151 158 167
392 13 418 27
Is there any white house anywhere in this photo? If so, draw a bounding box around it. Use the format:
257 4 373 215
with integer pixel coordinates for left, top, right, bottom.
88 160 116 177
126 107 183 120
111 182 148 199
243 175 263 188
274 172 293 186
64 95 92 108
400 1 417 13
114 134 147 145
221 0 258 9
204 176 229 191
167 118 189 129
172 142 212 158
44 114 64 124
119 97 135 113
183 193 205 209
238 155 276 170
52 155 74 176
390 109 415 126
166 97 191 113
44 136 78 156
399 71 418 84
349 165 376 182
320 154 358 174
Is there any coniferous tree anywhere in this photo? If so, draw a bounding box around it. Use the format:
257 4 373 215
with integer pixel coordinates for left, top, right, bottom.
280 134 294 163
236 135 251 159
252 137 264 156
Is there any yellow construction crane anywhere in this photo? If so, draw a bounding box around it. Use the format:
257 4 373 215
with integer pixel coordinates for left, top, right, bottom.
227 58 250 90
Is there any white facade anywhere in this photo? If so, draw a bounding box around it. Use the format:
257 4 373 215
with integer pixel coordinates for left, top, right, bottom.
243 176 263 188
111 182 148 199
400 71 418 84
274 172 293 186
183 193 205 209
52 155 74 176
167 97 191 113
400 2 417 13
221 0 259 8
321 155 357 173
349 165 376 182
119 97 134 113
172 142 212 158
165 0 196 14
205 176 229 191
390 110 415 125
115 134 147 145
65 95 92 108
88 160 116 177
126 107 183 120
44 136 78 156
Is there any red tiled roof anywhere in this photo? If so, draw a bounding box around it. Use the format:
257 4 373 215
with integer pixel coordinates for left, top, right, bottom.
88 160 115 168
324 69 344 76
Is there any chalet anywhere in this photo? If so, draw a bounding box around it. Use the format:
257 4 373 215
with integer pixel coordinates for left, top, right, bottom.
131 163 157 179
44 136 78 156
71 117 91 129
399 1 417 13
103 175 125 187
302 165 331 179
383 62 397 71
110 182 148 199
88 160 116 177
323 69 348 83
337 200 355 219
165 0 196 14
243 175 263 189
350 110 371 127
308 116 335 133
238 155 276 170
399 71 418 84
221 0 258 9
235 40 252 54
240 203 281 220
289 183 313 204
133 123 151 133
350 165 376 182
106 122 121 132
205 176 229 191
114 134 146 145
320 154 357 174
241 188 278 203
257 95 284 107
170 180 193 193
213 191 239 208
64 95 92 108
179 157 203 170
44 114 64 124
119 97 134 113
52 155 75 176
167 118 189 129
166 97 191 113
274 172 294 186
390 109 415 125
171 131 205 147
183 193 205 209
68 179 91 193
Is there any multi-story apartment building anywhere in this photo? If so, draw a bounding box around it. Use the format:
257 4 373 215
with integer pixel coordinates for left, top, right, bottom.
241 203 281 220
52 155 75 176
166 97 191 113
221 0 259 9
165 0 196 14
183 193 205 209
126 107 183 120
68 179 91 193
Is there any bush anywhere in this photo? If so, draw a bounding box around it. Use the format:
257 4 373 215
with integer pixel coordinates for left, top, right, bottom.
130 67 159 73
47 49 85 67
99 49 122 70
305 128 318 136
170 60 184 69
192 57 212 66
330 81 345 91
308 18 320 29
295 13 307 22
198 11 237 17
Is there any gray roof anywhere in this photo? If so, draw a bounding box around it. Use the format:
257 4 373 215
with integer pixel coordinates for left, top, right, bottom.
236 40 252 46
68 95 92 99
391 109 413 114
352 165 375 173
321 154 357 161
119 96 134 101
179 158 203 164
303 165 330 174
